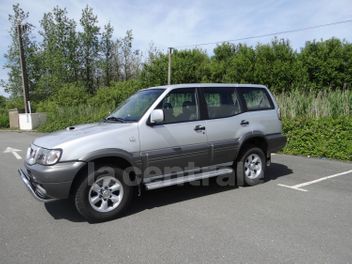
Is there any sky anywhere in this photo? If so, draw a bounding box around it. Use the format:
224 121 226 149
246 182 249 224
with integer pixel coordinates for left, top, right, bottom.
1 0 352 97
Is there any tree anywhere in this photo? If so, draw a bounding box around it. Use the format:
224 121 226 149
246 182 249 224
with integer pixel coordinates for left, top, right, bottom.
343 42 352 89
140 47 167 86
38 6 79 98
2 4 38 97
119 30 142 81
0 96 6 108
225 44 256 83
209 43 236 82
253 39 299 93
172 49 210 83
140 48 210 86
209 43 256 83
79 5 100 93
100 22 114 86
110 39 121 82
298 38 349 90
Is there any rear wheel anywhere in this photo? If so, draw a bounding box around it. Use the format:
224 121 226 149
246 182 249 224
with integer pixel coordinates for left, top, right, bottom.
74 164 133 222
236 147 265 186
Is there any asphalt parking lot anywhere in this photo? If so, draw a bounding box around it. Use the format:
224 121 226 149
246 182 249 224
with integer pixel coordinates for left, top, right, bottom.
0 131 351 264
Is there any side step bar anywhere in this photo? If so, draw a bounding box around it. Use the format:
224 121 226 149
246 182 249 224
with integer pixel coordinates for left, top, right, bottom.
145 168 234 190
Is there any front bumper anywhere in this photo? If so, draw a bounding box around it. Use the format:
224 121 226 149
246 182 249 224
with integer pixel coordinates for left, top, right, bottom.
18 161 86 201
18 168 56 202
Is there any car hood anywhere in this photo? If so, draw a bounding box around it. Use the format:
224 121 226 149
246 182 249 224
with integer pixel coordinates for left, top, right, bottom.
33 122 133 149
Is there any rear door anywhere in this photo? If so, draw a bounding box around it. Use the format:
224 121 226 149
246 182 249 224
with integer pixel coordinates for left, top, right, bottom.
201 87 252 166
139 88 209 178
236 87 279 135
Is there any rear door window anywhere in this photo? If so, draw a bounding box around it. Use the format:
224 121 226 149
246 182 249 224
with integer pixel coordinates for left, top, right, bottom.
238 87 274 111
203 87 242 119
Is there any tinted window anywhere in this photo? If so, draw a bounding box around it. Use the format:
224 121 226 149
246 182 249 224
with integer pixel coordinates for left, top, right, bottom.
238 87 274 111
203 87 242 119
157 88 199 123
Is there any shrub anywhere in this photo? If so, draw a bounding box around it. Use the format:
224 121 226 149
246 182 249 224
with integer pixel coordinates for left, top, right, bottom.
88 80 142 107
0 110 9 128
5 97 26 112
52 83 89 106
282 116 352 160
38 104 111 132
38 80 143 132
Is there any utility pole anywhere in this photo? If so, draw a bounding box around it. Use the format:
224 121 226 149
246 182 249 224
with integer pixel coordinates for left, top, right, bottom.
167 47 173 85
17 23 30 113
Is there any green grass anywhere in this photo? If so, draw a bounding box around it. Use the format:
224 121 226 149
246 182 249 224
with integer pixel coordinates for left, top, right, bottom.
275 89 351 118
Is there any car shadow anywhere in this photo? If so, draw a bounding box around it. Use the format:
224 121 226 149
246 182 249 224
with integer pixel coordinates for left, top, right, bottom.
126 162 293 217
264 162 293 182
44 162 292 223
45 199 85 222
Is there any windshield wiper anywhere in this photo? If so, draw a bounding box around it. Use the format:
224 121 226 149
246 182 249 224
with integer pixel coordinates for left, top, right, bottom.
104 116 126 123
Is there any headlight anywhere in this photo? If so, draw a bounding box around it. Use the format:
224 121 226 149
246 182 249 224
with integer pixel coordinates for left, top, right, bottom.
26 145 39 165
36 148 62 165
26 145 62 166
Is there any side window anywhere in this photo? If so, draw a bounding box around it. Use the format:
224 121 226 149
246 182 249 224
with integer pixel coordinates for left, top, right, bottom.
203 87 242 119
157 88 199 124
238 87 274 111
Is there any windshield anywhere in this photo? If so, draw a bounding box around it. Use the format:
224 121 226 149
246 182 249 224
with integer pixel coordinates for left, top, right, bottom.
106 89 164 122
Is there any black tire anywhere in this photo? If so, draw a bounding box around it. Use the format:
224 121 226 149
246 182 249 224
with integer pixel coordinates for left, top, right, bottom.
236 147 265 186
74 164 134 222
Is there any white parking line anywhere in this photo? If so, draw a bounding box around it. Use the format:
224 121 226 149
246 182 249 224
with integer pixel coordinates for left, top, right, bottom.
278 169 352 192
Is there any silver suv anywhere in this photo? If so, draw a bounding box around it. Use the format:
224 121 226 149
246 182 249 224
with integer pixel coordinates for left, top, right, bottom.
19 84 286 222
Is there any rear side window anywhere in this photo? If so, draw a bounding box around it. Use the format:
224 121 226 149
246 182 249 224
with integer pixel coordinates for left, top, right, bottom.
238 87 274 111
203 87 242 119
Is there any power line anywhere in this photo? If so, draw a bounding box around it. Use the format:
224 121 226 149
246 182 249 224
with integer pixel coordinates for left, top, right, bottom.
173 18 352 49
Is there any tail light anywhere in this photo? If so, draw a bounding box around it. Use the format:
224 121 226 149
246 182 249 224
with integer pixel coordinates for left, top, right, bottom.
277 107 281 120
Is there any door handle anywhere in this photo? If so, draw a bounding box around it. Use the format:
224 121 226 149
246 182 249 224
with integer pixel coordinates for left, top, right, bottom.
194 125 206 131
240 120 249 126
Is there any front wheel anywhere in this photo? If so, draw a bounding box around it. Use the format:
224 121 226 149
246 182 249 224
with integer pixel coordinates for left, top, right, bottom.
74 164 133 222
236 147 265 186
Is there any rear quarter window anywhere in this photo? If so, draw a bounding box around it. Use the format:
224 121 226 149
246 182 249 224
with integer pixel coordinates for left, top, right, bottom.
238 87 274 111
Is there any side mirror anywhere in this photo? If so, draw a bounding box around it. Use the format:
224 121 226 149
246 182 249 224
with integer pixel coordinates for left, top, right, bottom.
150 109 164 125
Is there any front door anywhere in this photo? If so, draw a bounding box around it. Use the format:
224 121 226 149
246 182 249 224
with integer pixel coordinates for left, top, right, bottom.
139 88 208 178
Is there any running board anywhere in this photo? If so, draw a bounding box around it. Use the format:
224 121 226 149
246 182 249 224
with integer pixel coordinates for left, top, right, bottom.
144 168 234 190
